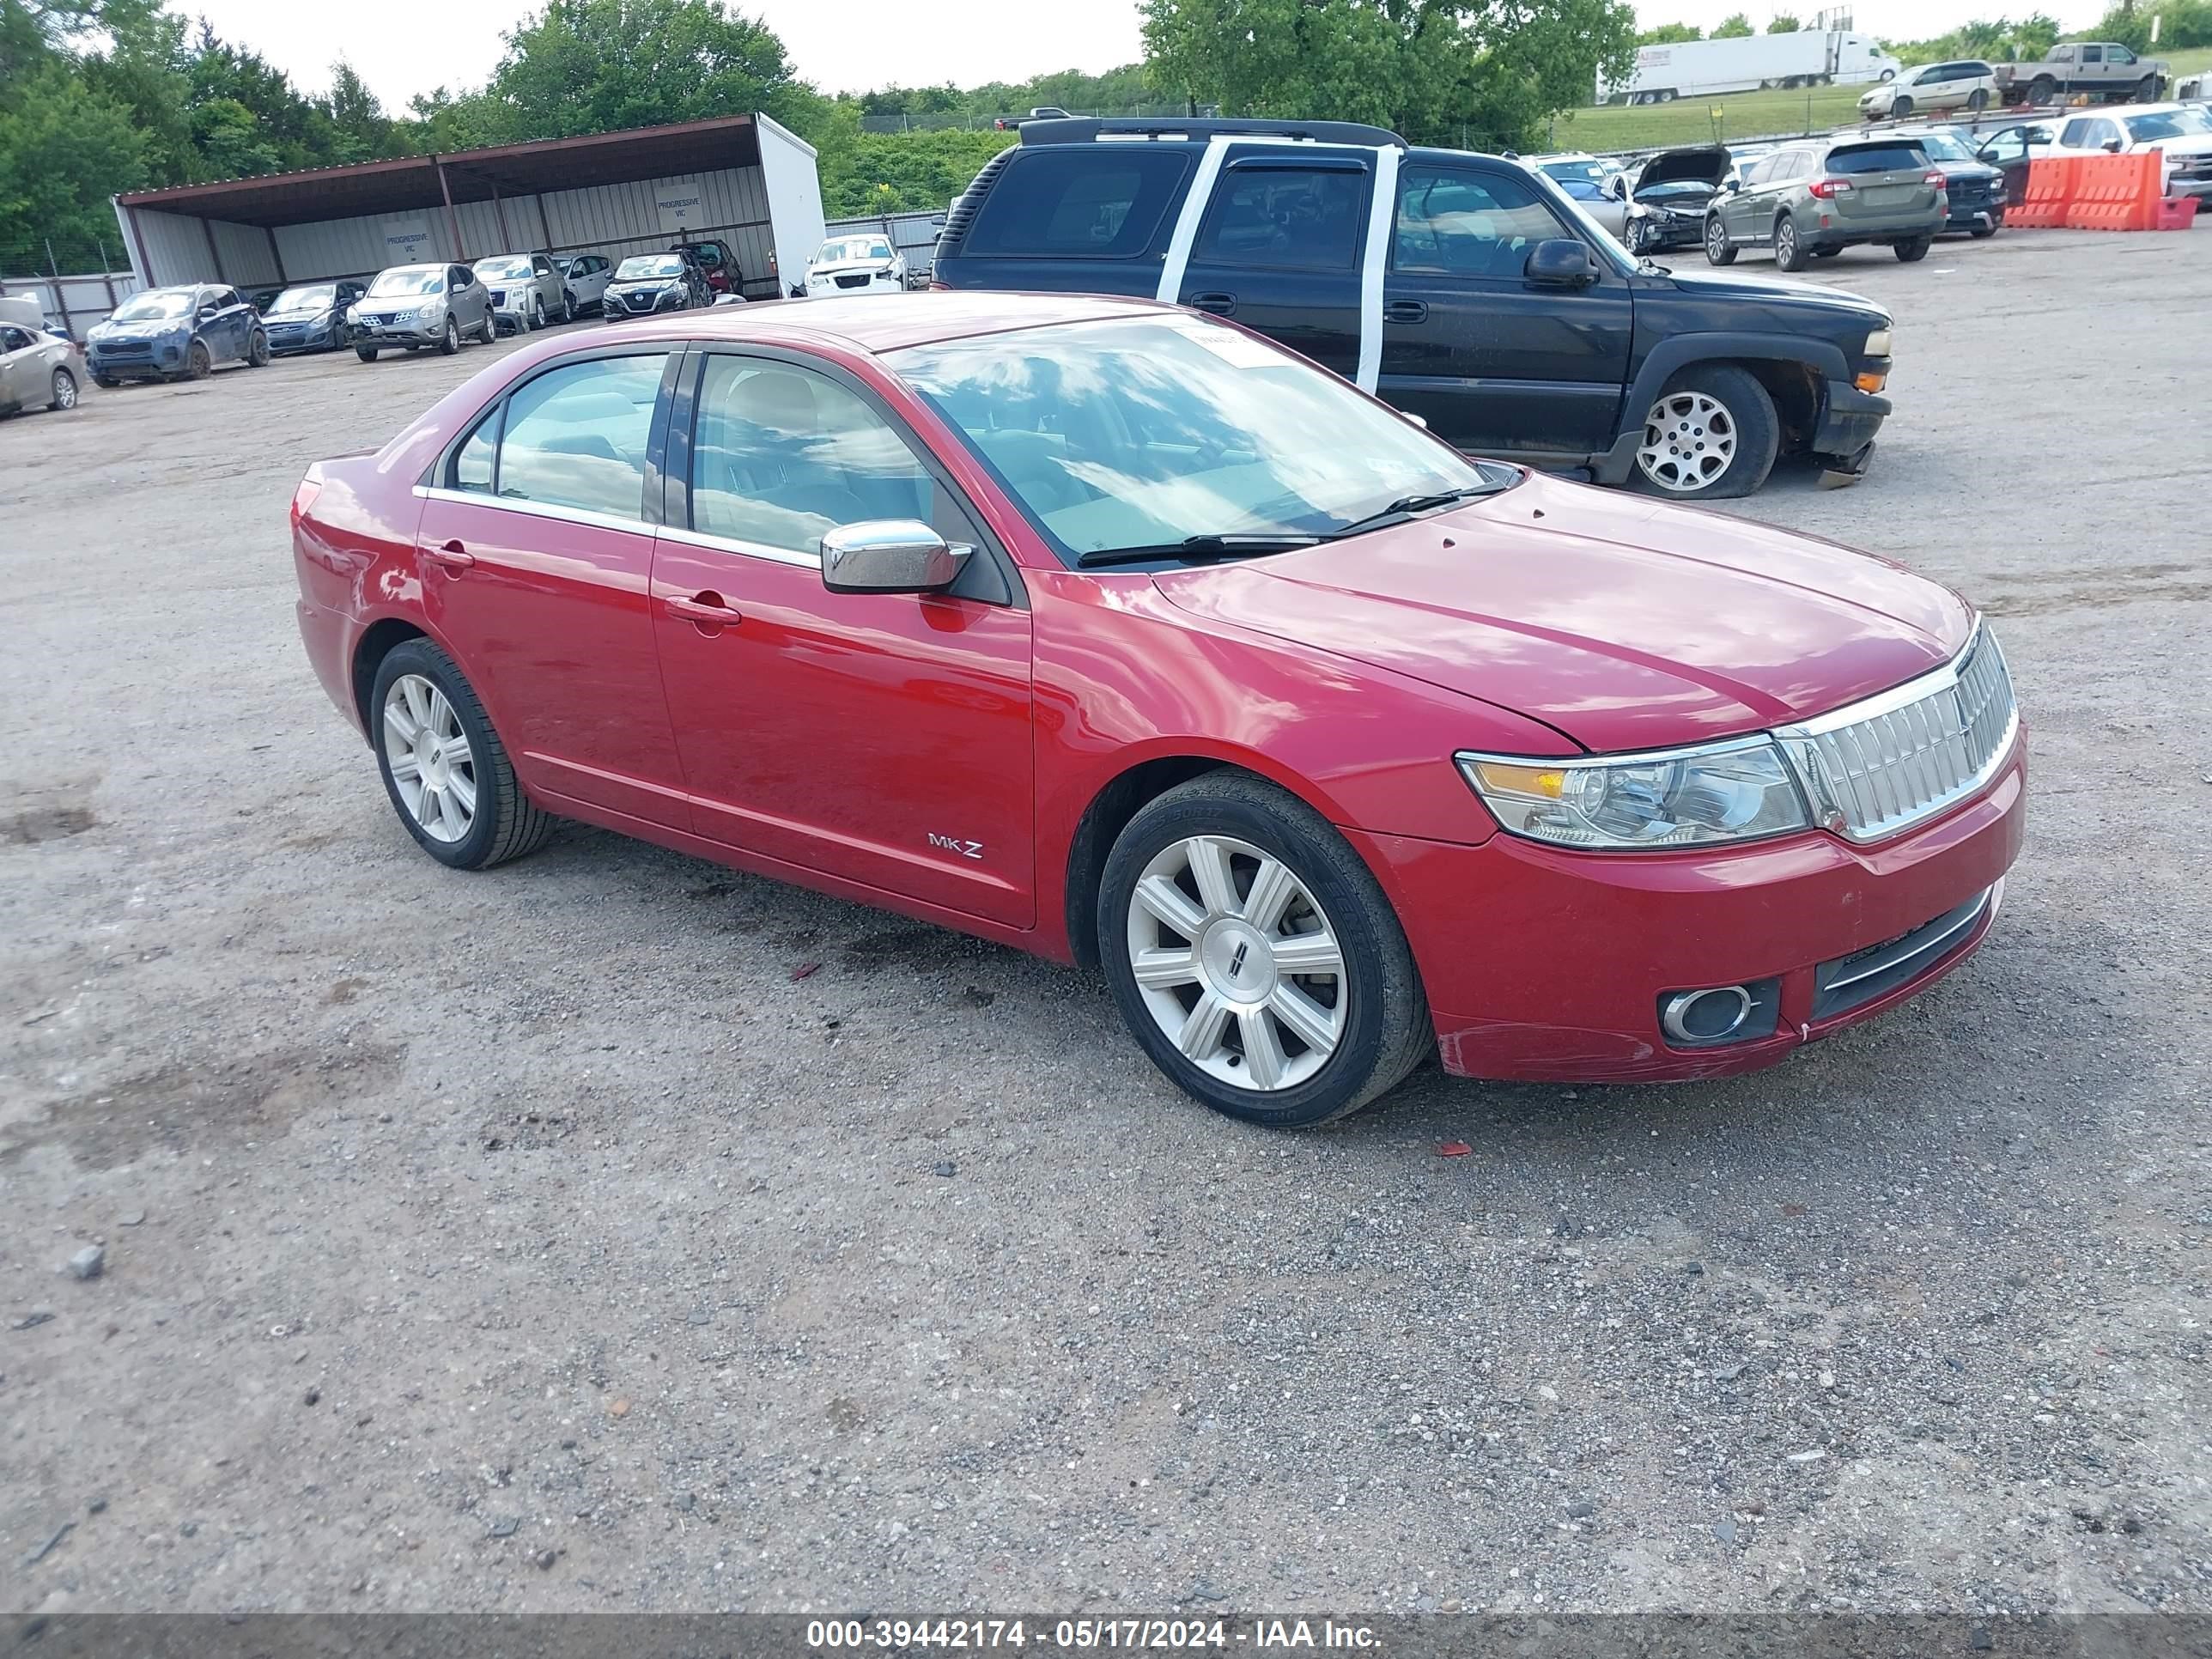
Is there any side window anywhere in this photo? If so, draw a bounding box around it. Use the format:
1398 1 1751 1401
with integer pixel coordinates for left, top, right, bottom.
1745 153 1782 185
2109 45 2135 64
1775 150 1811 180
0 326 30 352
1194 165 1366 270
962 149 1192 258
2097 119 2124 148
2060 118 2092 145
448 265 472 290
453 406 500 494
689 356 969 556
494 353 669 518
1393 167 1568 278
210 289 239 311
2080 45 2102 62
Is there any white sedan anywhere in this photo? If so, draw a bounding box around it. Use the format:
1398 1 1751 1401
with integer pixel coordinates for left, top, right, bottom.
804 234 908 298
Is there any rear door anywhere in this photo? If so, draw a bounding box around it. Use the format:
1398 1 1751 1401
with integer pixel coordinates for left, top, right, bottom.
1173 148 1373 384
1823 140 1940 228
0 325 34 409
1378 162 1632 459
414 346 692 830
944 144 1195 296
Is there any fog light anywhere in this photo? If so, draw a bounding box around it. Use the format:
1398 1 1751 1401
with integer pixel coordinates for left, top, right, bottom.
1856 371 1887 393
1661 986 1753 1044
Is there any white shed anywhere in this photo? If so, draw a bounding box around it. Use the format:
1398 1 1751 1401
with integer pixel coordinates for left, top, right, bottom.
112 113 825 302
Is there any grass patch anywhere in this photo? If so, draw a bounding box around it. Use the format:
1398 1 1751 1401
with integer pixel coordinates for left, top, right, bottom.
1542 46 2212 157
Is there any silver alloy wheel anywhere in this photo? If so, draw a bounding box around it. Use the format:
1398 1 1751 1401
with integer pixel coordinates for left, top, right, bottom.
382 673 477 842
1705 219 1727 259
51 369 76 410
1124 834 1346 1092
1638 389 1738 493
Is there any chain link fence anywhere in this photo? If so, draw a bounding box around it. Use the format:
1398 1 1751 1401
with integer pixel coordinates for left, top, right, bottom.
858 104 1209 134
1 230 138 340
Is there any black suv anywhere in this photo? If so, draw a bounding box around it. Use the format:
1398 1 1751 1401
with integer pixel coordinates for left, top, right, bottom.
932 118 1896 498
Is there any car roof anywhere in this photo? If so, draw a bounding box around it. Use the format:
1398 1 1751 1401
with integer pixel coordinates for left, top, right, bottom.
601 291 1176 356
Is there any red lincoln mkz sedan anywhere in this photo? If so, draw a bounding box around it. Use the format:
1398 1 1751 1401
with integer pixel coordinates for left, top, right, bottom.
292 292 2024 1127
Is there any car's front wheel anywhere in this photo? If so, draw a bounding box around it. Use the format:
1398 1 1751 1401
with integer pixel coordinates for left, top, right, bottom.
1098 773 1430 1128
1633 364 1780 499
47 368 77 410
438 316 460 355
184 340 211 380
1773 213 1808 270
1967 88 1990 110
1705 216 1737 265
246 329 270 367
356 345 379 362
371 640 555 870
1891 94 1914 117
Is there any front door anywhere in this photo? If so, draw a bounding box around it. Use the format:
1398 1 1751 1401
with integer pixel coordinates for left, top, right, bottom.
414 347 691 830
650 349 1036 927
0 325 34 410
1175 149 1373 384
1378 162 1634 459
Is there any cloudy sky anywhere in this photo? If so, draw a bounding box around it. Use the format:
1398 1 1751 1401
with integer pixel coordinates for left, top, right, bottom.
182 0 2097 111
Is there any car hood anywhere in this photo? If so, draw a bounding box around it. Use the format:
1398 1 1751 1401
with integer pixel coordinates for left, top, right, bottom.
1637 147 1730 191
609 276 680 288
92 319 188 339
811 258 896 276
2142 135 2212 158
1148 471 1972 753
1654 264 1890 324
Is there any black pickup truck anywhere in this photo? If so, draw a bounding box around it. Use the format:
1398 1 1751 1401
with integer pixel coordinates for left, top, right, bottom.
933 118 1899 499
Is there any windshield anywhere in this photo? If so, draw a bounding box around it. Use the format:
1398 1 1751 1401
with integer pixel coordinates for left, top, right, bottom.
270 284 337 314
112 291 194 321
817 237 894 264
2125 108 2212 141
889 315 1508 566
1914 131 1978 163
617 255 684 280
475 256 535 280
368 267 446 296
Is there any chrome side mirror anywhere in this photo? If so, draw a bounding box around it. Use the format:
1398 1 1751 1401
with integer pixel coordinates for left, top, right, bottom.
821 520 970 593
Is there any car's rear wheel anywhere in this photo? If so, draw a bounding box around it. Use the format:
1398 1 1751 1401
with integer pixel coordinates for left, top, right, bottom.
371 640 554 871
1634 364 1779 499
93 374 118 389
1967 88 1990 110
356 345 378 362
1813 245 1844 258
438 316 459 356
1894 234 1933 261
47 368 77 410
2029 75 2057 103
1773 213 1808 270
1098 774 1430 1128
1705 216 1737 264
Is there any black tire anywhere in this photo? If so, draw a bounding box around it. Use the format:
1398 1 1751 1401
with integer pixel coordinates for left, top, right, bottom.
1773 213 1808 271
1967 88 1989 111
47 367 78 410
93 374 118 389
1892 94 1914 117
1705 215 1737 265
185 340 211 380
2029 76 2057 104
476 314 495 344
531 296 545 331
437 316 460 356
1097 772 1430 1129
1813 245 1844 258
559 291 574 322
1879 66 1897 82
246 328 270 367
1893 234 1933 262
1632 362 1781 501
1970 223 1998 239
2135 75 2159 102
356 345 378 362
369 639 555 871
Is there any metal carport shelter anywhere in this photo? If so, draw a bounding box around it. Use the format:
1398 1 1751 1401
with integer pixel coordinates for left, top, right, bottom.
112 113 825 302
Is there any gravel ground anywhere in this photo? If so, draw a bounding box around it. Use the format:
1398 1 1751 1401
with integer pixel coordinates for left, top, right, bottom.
3 230 2209 1617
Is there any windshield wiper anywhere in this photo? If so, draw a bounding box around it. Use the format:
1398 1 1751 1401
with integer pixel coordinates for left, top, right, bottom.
1323 481 1510 542
1077 533 1322 568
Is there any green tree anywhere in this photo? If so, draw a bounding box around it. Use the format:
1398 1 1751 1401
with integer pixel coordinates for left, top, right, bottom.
0 59 145 268
1767 14 1802 31
1711 13 1755 37
1636 21 1702 43
327 58 406 163
1140 0 1635 150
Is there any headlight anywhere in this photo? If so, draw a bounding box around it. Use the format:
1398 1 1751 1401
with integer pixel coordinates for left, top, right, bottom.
1457 738 1811 850
1864 327 1893 356
416 302 444 321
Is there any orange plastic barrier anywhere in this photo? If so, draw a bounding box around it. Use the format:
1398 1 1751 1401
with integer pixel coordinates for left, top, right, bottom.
2153 194 2200 231
2063 152 2162 231
2007 155 2080 228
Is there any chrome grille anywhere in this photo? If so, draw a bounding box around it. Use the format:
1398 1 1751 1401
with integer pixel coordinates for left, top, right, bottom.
1778 626 2017 843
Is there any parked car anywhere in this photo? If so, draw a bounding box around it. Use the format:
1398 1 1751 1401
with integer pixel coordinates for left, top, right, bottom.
1993 41 2168 106
244 286 285 314
349 264 495 361
1858 59 1996 118
474 252 571 332
1706 136 1947 270
263 280 369 355
671 239 740 295
932 117 1895 498
804 233 908 296
604 252 707 317
561 253 615 313
0 319 82 414
1548 174 1632 240
289 293 2024 1127
1524 151 1613 191
1967 118 2057 202
1899 128 2008 233
2045 103 2212 203
1621 145 1731 252
85 284 269 384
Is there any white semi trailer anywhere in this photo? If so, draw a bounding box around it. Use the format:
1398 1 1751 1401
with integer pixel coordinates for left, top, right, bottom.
1598 30 1903 104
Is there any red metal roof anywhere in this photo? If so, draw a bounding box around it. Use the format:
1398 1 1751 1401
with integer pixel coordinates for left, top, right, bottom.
117 116 765 228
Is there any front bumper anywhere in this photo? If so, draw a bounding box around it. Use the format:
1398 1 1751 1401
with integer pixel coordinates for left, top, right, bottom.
1355 740 2025 1082
353 314 448 346
87 343 185 378
1813 379 1890 464
807 272 904 296
267 323 337 355
607 289 687 317
1635 212 1708 251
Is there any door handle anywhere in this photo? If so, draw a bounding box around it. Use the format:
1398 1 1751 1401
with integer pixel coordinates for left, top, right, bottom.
1383 299 1428 324
1188 292 1236 316
424 539 475 570
666 592 744 625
